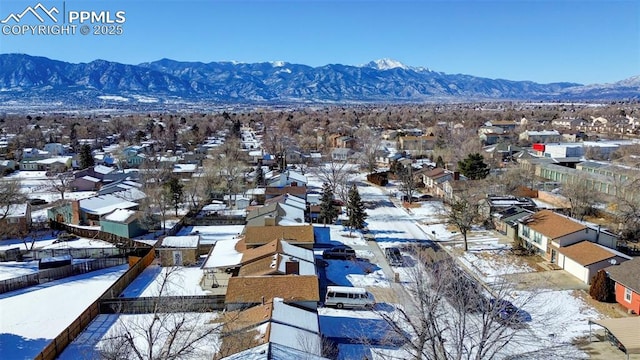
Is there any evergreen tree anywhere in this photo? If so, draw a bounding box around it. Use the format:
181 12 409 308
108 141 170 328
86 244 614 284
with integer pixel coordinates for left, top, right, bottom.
346 184 367 232
457 153 490 180
589 270 615 302
436 155 446 169
255 165 265 187
319 182 338 226
79 144 95 169
164 177 184 217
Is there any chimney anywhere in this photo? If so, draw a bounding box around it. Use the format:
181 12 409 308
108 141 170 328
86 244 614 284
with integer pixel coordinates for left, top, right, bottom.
453 171 460 181
264 215 276 226
285 260 300 275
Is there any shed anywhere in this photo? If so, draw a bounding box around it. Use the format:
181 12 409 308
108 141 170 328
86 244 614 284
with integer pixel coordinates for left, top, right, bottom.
158 235 201 266
100 209 146 238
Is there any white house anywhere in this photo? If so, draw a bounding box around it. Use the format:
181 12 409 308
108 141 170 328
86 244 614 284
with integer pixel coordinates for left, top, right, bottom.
518 209 619 261
556 241 630 284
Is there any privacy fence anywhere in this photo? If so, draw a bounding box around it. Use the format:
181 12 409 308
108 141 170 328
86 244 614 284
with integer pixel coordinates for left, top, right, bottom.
33 246 156 360
0 257 128 294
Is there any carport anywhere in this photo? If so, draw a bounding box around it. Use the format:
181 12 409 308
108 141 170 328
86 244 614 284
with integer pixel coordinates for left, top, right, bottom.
589 318 640 359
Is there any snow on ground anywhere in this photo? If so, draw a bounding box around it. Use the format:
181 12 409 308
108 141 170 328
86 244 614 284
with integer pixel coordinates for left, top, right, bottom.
0 260 39 280
121 265 209 297
176 225 244 245
324 259 389 288
60 312 219 360
0 265 128 359
0 231 116 252
352 179 603 359
328 225 368 246
39 237 116 250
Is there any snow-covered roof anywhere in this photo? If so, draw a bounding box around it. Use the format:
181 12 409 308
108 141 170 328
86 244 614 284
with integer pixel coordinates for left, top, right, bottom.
35 156 72 165
525 130 560 136
202 238 243 268
202 203 227 212
94 165 114 175
245 188 266 195
272 297 318 331
81 176 101 183
160 235 200 248
102 209 137 223
220 343 329 360
173 163 198 173
79 194 138 215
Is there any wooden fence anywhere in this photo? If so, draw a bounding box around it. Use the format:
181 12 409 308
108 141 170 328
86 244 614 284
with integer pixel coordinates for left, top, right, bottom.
33 247 156 360
49 221 151 249
0 258 128 294
99 295 226 314
26 247 126 260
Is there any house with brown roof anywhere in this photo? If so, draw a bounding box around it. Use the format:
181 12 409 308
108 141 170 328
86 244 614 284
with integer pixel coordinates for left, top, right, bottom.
606 258 640 315
518 209 619 262
245 202 306 227
243 224 315 249
264 185 307 201
420 167 453 197
217 297 322 359
225 275 319 310
398 135 436 156
556 241 630 284
238 239 316 277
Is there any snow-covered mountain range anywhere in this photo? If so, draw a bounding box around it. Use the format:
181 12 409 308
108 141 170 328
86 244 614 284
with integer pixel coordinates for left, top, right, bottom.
0 54 637 106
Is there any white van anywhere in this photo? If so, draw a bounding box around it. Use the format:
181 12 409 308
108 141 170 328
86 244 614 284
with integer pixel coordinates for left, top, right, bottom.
324 286 375 309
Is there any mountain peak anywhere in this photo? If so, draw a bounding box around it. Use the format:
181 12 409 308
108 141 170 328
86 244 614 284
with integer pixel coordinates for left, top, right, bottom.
365 58 408 70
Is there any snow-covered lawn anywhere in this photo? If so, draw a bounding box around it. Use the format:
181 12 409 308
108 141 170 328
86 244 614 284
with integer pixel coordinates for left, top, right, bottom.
60 312 220 360
121 265 209 297
328 225 368 246
456 240 536 284
0 265 128 359
324 259 389 288
0 232 114 252
0 260 39 281
352 180 604 359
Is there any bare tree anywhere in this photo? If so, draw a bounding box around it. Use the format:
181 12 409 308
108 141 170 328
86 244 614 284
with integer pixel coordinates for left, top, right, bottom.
311 158 354 203
441 183 486 251
139 184 170 232
48 173 73 200
561 174 599 221
612 174 640 241
354 125 382 174
372 249 564 360
497 166 536 195
398 163 418 204
0 180 26 219
98 267 223 360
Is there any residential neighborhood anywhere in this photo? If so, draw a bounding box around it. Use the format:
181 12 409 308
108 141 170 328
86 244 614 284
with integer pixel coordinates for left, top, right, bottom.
0 103 639 360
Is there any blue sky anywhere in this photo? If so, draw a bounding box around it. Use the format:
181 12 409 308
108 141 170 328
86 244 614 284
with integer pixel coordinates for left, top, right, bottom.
0 0 638 84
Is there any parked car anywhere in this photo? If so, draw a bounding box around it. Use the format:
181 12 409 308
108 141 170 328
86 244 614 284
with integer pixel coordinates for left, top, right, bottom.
322 245 356 260
385 247 403 266
53 232 78 244
490 299 532 326
325 286 375 309
28 198 47 205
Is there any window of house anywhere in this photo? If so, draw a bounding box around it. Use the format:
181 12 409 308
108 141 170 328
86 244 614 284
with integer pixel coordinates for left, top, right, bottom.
533 232 542 244
521 226 530 238
625 288 632 303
